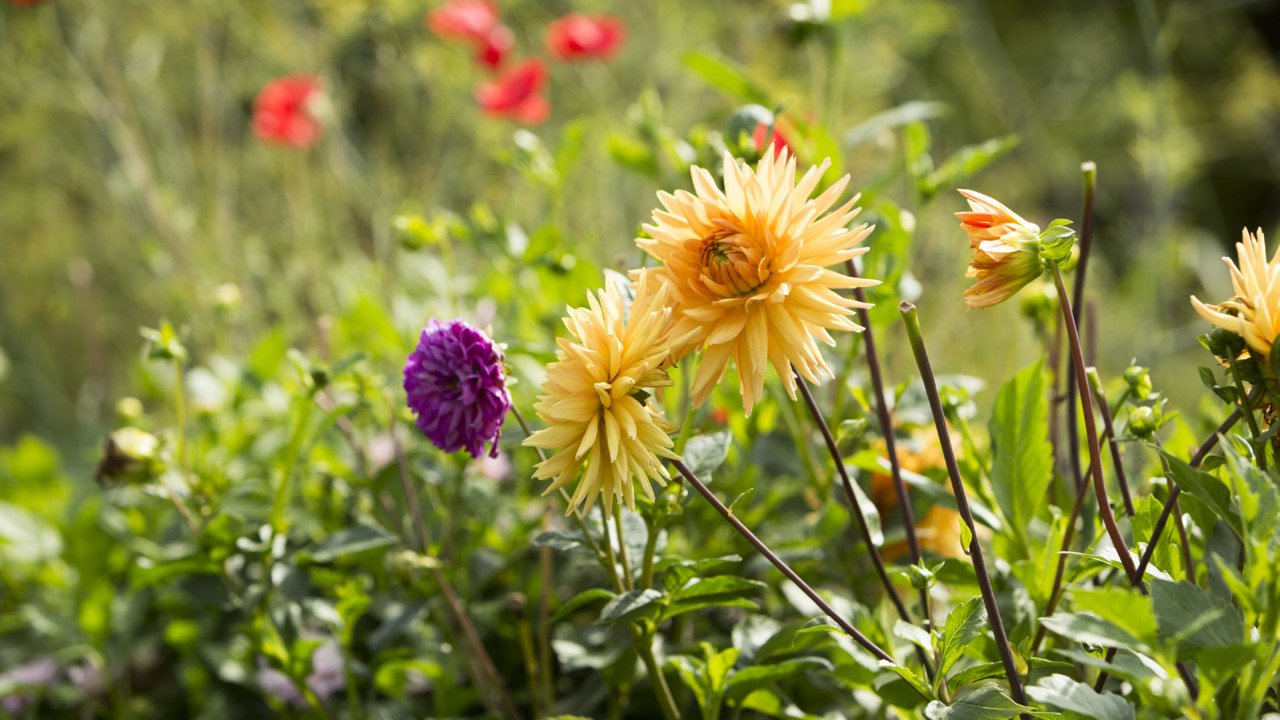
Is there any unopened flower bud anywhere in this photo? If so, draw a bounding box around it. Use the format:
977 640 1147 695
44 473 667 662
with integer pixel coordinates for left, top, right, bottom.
95 427 164 485
1123 364 1153 400
1128 406 1158 438
909 564 935 591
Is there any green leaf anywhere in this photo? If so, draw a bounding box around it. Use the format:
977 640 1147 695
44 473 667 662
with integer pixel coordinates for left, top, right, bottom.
1070 588 1156 645
368 601 425 652
707 646 741 693
308 524 397 562
549 589 616 625
669 655 710 714
682 52 771 106
598 588 664 626
684 431 732 478
879 660 933 702
894 619 933 654
923 683 1031 719
1026 674 1135 720
795 617 844 640
948 659 1074 694
939 596 987 676
1159 449 1243 538
920 135 1020 198
534 527 596 554
842 101 951 150
726 658 834 701
1038 612 1144 651
988 361 1053 557
663 576 765 620
1149 578 1244 653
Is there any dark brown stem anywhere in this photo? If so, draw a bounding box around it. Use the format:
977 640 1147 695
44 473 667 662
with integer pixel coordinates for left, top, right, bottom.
1063 163 1097 496
672 459 904 670
795 376 911 623
1051 266 1138 582
1091 380 1135 517
1089 406 1241 697
899 303 1027 709
846 259 936 636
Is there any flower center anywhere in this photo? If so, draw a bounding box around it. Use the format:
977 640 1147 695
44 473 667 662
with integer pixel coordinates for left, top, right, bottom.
698 228 767 297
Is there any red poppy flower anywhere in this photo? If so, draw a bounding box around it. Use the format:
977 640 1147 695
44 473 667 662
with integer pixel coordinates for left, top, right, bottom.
426 0 499 42
475 59 550 123
475 25 514 69
752 122 794 157
546 13 626 61
251 76 322 149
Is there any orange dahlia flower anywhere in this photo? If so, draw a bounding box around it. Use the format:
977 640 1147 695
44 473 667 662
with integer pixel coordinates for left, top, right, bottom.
637 150 875 415
1192 229 1280 362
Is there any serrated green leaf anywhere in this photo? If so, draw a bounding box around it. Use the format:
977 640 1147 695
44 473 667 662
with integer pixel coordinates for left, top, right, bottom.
1070 588 1156 645
1150 578 1244 653
598 589 664 626
940 596 987 676
549 588 616 625
1026 674 1135 720
988 361 1052 557
1038 612 1144 651
894 619 933 654
684 431 732 479
726 657 834 701
878 660 933 701
1159 449 1243 537
923 683 1035 719
947 659 1074 694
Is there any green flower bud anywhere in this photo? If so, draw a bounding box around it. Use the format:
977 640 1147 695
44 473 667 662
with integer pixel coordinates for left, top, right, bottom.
1128 406 1158 438
95 427 165 485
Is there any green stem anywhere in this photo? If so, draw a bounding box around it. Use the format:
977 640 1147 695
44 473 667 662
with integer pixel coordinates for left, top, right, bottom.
166 358 201 534
640 515 661 589
271 394 314 533
614 512 636 592
899 303 1027 711
1227 354 1267 471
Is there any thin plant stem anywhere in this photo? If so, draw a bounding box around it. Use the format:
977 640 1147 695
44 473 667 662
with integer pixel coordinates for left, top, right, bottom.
1228 354 1267 471
600 512 681 720
614 513 636 592
1050 266 1138 582
672 459 905 671
899 302 1027 709
1064 163 1097 495
392 410 521 720
1087 408 1243 698
271 394 315 533
515 408 678 719
163 358 201 534
640 516 661 589
795 374 911 623
538 518 555 714
1088 373 1135 517
846 258 935 636
516 614 542 719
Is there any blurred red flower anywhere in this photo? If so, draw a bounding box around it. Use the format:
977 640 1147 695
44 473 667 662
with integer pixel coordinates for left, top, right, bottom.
475 59 550 124
252 76 322 149
475 25 514 69
546 13 626 61
426 0 499 42
752 123 794 157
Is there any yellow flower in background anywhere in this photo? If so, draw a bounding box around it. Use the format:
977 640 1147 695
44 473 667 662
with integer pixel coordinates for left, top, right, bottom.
524 272 694 518
956 189 1045 309
1191 229 1280 362
637 150 876 415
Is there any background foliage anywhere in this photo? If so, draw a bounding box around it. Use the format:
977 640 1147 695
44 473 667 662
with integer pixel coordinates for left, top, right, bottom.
3 0 1280 718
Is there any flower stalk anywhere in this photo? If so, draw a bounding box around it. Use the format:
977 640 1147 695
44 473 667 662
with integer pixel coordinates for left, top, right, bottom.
847 258 936 635
1063 163 1097 494
899 302 1027 709
672 459 905 671
1049 265 1138 582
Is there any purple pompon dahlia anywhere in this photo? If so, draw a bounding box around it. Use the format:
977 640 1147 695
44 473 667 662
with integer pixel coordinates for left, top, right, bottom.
404 319 512 458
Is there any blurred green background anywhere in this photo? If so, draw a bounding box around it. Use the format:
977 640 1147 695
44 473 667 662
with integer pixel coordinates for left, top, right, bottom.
2 0 1279 464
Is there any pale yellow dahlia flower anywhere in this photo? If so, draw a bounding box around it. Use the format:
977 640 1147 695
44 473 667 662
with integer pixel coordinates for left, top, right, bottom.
636 150 876 415
1191 229 1280 361
524 272 695 518
956 189 1045 309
